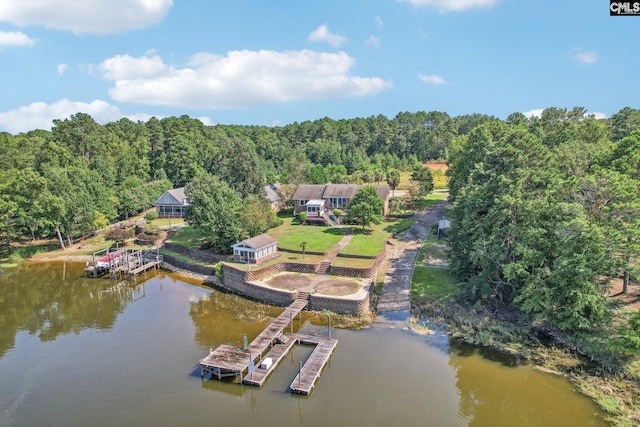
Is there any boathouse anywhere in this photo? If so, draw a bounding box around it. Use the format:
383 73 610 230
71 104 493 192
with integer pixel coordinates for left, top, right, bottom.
231 234 278 264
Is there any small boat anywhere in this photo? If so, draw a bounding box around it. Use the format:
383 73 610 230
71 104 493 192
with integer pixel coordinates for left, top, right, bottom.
96 253 122 268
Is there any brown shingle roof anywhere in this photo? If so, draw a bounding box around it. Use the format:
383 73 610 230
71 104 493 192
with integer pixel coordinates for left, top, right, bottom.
323 183 359 199
240 233 277 249
292 184 325 200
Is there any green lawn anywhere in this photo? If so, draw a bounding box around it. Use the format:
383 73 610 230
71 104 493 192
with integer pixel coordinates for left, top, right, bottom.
268 217 345 253
341 218 413 257
411 266 459 301
168 225 207 248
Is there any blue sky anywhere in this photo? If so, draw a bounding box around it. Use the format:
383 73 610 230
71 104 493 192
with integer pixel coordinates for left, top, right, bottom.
0 0 637 134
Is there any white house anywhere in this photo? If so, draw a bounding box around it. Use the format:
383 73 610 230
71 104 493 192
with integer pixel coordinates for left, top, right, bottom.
231 234 279 264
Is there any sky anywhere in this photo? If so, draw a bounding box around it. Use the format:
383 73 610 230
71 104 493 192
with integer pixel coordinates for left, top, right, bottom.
0 0 638 134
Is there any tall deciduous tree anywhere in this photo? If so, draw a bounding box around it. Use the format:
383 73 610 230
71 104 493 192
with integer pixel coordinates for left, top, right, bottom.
185 174 246 253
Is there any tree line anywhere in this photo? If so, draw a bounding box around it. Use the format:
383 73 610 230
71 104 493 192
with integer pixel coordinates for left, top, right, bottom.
447 107 640 331
0 110 482 246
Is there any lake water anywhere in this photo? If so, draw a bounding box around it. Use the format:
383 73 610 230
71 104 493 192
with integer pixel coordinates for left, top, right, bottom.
0 261 607 426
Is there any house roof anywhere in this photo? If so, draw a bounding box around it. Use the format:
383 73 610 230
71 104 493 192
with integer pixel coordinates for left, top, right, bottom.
292 183 391 203
232 233 278 250
264 183 281 203
375 185 390 202
154 187 189 206
292 184 325 200
323 183 360 199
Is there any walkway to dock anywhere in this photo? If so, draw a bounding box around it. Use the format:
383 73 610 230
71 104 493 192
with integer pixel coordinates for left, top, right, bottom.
200 299 337 395
200 299 308 381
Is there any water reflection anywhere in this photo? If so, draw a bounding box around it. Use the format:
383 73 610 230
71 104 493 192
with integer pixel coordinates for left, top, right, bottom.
0 261 147 358
0 261 608 427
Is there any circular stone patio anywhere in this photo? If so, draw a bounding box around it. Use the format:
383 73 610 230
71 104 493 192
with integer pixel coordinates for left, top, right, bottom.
263 272 368 297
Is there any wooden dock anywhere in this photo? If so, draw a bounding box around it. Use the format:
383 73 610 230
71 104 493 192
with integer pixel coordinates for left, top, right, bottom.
289 335 338 395
84 248 161 279
200 299 308 381
199 299 338 394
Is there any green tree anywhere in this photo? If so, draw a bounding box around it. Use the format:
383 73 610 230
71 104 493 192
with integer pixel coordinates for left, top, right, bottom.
346 185 384 230
411 166 434 197
185 174 246 253
386 169 401 197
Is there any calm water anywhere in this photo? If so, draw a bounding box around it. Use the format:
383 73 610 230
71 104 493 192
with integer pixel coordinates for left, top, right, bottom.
0 261 607 427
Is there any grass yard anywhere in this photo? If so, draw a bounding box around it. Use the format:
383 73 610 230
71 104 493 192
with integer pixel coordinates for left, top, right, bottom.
411 266 459 301
341 218 413 257
268 217 344 253
150 217 185 229
168 225 207 248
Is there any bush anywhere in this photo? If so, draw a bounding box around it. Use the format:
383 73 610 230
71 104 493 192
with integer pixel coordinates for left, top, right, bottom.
333 209 343 217
144 210 159 221
144 224 162 235
105 227 135 242
298 212 308 222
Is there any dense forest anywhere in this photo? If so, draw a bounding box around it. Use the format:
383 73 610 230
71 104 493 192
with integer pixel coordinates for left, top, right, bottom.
0 109 491 246
1 106 639 332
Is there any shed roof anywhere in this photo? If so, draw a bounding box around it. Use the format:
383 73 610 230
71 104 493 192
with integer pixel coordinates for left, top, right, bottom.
232 233 278 250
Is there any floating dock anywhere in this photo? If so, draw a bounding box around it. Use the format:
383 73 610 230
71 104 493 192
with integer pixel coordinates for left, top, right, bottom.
289 335 338 395
199 299 337 395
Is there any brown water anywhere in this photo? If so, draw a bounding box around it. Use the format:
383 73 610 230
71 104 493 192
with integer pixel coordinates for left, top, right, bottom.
0 261 608 426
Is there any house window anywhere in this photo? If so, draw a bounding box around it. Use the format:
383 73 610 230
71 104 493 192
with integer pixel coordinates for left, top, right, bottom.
298 200 308 206
329 197 347 208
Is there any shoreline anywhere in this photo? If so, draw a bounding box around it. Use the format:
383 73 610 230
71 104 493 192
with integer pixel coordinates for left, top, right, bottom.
411 297 639 427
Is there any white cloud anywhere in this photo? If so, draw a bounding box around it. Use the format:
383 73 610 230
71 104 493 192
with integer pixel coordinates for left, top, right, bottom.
375 16 384 28
0 30 35 49
0 0 173 35
197 116 214 126
569 48 598 64
523 109 607 120
99 50 392 109
418 74 449 85
365 35 381 47
0 99 125 133
98 54 168 80
523 109 544 118
398 0 500 12
57 63 68 75
308 25 347 47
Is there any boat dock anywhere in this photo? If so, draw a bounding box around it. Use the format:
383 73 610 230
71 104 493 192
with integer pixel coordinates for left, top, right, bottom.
289 335 338 395
199 299 337 395
84 248 162 279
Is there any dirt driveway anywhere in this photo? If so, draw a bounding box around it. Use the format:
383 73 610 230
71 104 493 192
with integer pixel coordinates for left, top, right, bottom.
377 201 448 312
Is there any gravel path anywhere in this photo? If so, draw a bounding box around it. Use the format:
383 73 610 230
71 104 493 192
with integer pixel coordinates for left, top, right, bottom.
377 201 448 312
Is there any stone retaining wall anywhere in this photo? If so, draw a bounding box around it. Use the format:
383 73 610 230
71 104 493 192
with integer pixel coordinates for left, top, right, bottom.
222 262 373 315
308 287 372 316
162 254 217 276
